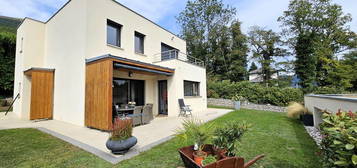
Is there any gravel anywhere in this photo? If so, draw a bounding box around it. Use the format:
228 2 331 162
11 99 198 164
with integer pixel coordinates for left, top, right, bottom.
304 126 323 147
241 102 287 113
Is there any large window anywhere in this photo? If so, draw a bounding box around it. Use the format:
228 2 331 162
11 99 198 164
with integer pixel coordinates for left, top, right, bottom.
161 43 179 61
107 19 122 47
113 79 145 106
184 80 200 96
135 31 145 54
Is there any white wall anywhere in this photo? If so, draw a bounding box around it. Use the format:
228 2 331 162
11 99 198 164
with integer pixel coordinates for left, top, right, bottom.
44 0 88 126
85 0 186 62
156 60 207 116
13 19 46 119
304 95 357 127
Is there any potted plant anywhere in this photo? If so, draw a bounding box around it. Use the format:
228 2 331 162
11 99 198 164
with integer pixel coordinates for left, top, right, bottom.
176 118 212 165
202 155 217 166
232 95 244 110
212 121 250 156
106 117 137 154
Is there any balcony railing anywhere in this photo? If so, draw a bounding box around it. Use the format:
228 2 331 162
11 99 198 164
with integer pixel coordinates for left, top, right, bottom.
153 50 204 67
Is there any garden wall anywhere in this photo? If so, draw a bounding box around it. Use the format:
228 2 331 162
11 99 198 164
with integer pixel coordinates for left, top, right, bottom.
208 98 286 112
207 98 235 108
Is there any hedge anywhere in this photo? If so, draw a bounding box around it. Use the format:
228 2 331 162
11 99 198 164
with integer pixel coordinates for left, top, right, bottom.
207 80 304 106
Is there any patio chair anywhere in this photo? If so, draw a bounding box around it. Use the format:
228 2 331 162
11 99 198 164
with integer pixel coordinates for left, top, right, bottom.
142 104 153 124
127 106 143 126
178 99 192 117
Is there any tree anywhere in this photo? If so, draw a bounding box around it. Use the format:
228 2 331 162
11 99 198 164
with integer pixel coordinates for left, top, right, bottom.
227 21 249 81
0 32 16 96
248 26 287 84
177 0 236 76
249 62 258 72
279 0 357 92
341 51 357 91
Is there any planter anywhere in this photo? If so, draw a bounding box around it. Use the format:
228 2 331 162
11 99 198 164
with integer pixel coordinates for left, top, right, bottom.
234 101 240 110
178 145 264 168
106 136 137 154
301 114 314 126
193 151 207 166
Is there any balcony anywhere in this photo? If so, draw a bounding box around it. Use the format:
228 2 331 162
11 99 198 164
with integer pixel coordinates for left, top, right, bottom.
153 50 204 67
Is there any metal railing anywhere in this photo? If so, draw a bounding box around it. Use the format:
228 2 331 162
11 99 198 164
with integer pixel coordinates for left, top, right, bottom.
153 50 204 67
5 93 19 116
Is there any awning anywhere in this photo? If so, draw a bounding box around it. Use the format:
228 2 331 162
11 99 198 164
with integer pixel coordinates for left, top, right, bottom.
114 63 173 76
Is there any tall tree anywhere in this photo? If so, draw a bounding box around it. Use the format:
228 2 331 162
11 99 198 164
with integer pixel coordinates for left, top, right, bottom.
0 32 16 95
279 0 357 92
248 26 287 84
228 21 249 81
177 0 236 76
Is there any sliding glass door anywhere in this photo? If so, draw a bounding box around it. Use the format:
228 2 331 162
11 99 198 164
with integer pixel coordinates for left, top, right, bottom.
113 78 145 106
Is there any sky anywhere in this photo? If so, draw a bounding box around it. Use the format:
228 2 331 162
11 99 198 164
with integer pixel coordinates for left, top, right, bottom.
0 0 356 35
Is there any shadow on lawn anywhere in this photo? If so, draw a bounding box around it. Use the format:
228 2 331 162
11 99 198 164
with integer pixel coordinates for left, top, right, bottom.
290 118 322 167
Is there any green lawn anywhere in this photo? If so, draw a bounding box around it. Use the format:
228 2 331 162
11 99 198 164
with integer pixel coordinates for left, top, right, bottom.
0 109 321 168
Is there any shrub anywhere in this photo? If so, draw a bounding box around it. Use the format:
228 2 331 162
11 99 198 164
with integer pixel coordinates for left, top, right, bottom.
109 117 133 141
207 80 303 106
320 111 357 167
313 86 344 94
287 102 308 118
212 121 250 156
175 118 212 154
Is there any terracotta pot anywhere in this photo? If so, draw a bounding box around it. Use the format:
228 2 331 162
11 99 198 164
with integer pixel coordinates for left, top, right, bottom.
193 150 207 165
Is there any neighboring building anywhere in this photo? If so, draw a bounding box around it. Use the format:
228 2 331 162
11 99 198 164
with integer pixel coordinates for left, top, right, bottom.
248 68 278 83
304 94 357 127
13 0 207 130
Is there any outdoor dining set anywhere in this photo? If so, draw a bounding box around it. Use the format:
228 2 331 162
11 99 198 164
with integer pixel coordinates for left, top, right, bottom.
113 103 154 126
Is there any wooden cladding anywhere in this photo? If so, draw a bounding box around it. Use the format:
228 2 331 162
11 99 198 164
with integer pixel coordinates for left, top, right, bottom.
26 70 54 120
85 60 113 130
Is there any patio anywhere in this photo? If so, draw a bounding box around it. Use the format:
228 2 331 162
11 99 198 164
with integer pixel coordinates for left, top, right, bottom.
0 108 232 164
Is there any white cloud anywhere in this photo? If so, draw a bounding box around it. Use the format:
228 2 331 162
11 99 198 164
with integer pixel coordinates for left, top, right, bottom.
0 0 67 21
231 0 357 33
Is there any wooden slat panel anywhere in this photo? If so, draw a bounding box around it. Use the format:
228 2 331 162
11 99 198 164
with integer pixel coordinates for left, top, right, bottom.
29 71 54 120
85 60 113 130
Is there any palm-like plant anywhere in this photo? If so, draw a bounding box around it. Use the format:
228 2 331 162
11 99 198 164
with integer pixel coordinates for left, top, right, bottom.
176 118 212 156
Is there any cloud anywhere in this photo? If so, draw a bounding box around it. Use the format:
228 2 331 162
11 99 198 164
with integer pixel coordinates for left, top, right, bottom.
0 0 355 35
231 0 357 33
0 0 67 21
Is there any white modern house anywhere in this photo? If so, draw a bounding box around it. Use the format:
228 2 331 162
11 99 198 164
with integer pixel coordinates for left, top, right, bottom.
249 68 279 83
13 0 207 130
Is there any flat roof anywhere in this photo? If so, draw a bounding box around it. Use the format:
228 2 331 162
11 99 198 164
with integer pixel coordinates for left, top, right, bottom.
305 94 357 102
86 54 175 73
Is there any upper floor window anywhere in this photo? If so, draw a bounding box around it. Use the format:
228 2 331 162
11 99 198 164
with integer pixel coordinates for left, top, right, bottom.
184 80 200 96
135 31 145 54
161 43 179 61
107 19 122 47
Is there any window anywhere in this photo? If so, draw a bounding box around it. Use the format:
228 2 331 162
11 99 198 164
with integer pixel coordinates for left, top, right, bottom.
107 19 122 47
113 78 145 106
135 32 145 54
184 80 200 96
161 43 179 60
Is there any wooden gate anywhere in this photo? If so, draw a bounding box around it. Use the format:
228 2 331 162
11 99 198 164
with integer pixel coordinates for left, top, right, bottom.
25 68 54 120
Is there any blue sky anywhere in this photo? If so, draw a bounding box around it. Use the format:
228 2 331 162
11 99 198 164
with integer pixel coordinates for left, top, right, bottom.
0 0 356 35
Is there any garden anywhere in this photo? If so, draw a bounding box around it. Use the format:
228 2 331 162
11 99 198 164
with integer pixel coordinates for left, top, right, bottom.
0 109 322 168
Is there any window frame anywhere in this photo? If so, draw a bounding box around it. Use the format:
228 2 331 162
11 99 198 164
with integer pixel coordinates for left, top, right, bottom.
107 19 122 47
184 80 200 97
134 31 145 54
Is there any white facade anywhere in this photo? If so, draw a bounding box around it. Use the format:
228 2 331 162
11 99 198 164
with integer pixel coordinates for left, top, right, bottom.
13 0 207 126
